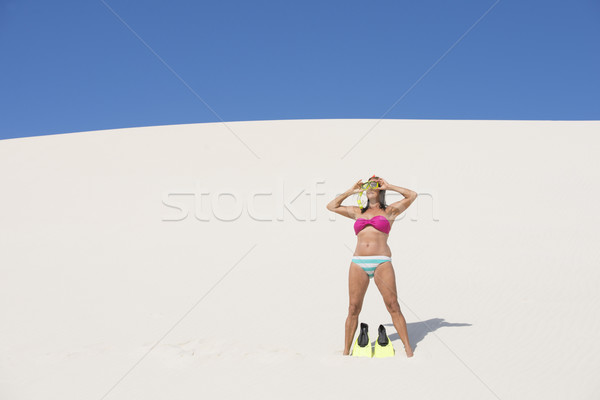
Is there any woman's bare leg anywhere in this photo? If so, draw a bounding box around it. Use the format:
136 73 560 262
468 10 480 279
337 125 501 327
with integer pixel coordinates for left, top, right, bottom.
343 263 370 355
373 262 413 357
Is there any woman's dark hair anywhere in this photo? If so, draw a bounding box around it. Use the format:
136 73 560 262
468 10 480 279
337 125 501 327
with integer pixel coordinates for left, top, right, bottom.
360 176 388 213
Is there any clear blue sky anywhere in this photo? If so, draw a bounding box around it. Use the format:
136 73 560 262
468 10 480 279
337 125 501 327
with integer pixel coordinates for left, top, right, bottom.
1 0 599 140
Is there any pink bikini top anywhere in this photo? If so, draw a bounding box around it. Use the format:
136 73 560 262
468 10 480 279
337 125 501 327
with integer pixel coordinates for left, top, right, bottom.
354 215 391 235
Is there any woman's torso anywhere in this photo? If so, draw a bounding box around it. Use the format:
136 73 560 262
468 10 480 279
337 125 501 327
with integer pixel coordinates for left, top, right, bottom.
353 212 394 257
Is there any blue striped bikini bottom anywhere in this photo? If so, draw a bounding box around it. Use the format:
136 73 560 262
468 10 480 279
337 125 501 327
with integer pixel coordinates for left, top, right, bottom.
351 255 392 279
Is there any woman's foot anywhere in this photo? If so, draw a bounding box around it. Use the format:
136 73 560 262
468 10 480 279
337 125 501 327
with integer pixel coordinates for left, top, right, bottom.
405 346 414 357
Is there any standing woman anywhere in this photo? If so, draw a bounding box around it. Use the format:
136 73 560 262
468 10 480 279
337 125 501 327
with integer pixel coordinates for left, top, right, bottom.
326 176 417 357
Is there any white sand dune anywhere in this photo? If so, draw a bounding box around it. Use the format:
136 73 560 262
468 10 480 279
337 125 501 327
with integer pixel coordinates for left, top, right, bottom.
1 119 599 399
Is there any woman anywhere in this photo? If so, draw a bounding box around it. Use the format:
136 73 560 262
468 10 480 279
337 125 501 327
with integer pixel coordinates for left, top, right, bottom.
326 175 417 357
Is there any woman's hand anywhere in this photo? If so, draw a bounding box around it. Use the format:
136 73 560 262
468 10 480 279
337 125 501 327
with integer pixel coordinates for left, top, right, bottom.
376 177 390 190
350 179 364 194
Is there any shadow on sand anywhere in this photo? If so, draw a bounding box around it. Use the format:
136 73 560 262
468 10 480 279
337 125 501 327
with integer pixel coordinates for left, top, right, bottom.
384 318 471 351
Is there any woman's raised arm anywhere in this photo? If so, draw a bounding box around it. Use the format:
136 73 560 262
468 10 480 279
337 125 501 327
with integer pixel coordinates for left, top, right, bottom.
326 180 363 219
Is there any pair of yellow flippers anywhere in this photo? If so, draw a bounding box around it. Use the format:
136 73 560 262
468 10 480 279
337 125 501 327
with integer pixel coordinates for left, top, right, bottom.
351 323 395 358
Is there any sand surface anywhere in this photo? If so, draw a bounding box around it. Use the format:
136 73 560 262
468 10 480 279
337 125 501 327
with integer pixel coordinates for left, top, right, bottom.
1 119 599 399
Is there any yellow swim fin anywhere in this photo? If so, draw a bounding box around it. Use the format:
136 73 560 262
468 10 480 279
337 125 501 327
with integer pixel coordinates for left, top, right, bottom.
373 324 395 358
351 322 373 357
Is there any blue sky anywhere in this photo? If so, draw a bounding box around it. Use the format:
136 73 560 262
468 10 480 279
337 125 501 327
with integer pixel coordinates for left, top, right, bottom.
1 0 599 140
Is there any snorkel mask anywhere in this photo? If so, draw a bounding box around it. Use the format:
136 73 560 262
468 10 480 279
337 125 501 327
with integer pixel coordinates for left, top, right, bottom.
357 175 381 208
361 181 381 190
